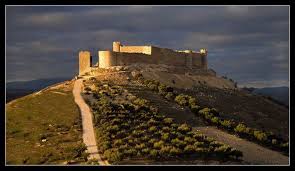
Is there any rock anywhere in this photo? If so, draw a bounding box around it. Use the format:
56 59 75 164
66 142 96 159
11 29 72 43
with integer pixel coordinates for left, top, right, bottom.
131 70 141 78
115 66 124 71
41 139 47 142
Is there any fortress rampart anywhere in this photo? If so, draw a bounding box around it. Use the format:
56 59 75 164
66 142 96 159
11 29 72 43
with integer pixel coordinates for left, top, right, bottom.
78 41 208 75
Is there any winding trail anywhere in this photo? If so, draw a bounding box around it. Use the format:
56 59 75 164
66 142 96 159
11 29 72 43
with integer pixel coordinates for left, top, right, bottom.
195 126 289 165
73 79 110 165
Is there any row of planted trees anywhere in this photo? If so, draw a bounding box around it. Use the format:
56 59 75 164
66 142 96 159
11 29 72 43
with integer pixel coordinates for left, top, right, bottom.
138 77 289 155
84 80 243 164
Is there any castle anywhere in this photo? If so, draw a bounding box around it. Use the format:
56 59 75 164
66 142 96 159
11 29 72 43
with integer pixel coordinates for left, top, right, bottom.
79 41 208 75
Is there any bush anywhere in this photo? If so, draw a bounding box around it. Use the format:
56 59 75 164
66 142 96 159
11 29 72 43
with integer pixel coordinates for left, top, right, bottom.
184 145 195 153
188 97 197 107
229 148 243 159
199 108 210 116
158 83 174 93
271 139 278 145
211 117 220 124
141 148 151 155
210 108 219 116
194 141 205 147
159 146 172 156
169 147 181 156
182 137 193 145
149 149 159 158
165 92 175 100
253 130 268 142
154 140 165 149
175 94 189 106
190 105 201 113
220 120 234 129
171 138 186 148
163 118 174 125
161 133 170 141
234 123 247 134
147 82 158 91
133 98 149 107
103 148 123 163
177 124 191 133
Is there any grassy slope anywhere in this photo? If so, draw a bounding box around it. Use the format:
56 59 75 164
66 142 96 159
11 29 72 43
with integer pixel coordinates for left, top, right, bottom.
6 81 87 164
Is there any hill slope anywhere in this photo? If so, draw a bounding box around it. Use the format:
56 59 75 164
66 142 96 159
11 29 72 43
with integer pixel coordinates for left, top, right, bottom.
6 80 88 164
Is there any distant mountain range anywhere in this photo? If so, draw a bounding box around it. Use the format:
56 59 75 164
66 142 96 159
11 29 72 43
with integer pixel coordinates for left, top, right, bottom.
6 77 72 102
243 86 289 107
6 77 289 108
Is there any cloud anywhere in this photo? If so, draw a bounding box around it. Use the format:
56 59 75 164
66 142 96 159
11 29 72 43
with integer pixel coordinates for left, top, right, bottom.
5 6 289 87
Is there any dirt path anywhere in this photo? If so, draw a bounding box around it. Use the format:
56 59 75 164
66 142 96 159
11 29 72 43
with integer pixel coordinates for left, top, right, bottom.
195 126 289 165
124 84 289 165
73 79 109 165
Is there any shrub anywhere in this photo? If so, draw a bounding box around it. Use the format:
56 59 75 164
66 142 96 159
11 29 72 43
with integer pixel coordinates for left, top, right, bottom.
135 143 146 150
210 108 219 116
169 147 181 156
171 138 186 148
163 118 174 125
103 149 123 163
161 133 170 141
141 148 150 155
124 148 137 157
165 92 175 100
188 97 197 107
149 149 159 158
114 139 124 147
159 146 172 156
194 141 205 147
199 108 210 116
184 137 194 144
204 113 214 120
220 120 234 129
177 124 191 133
97 141 111 152
211 117 220 124
184 145 195 153
108 125 120 133
190 105 201 113
147 119 158 126
147 82 158 91
253 130 268 142
158 83 174 93
229 148 243 159
272 139 278 145
234 123 247 134
149 126 157 132
133 98 149 107
175 94 189 106
154 140 165 149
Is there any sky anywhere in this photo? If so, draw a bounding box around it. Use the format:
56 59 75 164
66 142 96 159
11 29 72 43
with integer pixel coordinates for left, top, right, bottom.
6 6 289 88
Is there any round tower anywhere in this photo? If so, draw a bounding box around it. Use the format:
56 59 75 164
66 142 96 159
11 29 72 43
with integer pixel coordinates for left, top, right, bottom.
113 41 121 52
98 51 116 68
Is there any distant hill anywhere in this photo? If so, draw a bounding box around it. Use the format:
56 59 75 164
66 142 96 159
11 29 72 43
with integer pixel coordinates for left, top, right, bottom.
243 86 289 107
6 77 72 102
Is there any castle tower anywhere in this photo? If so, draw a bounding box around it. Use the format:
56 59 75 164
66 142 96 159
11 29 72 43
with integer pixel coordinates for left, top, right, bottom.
113 41 121 52
79 51 92 75
200 48 208 69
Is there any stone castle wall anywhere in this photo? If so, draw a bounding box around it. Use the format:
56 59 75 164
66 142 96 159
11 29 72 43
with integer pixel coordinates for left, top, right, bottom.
79 41 208 73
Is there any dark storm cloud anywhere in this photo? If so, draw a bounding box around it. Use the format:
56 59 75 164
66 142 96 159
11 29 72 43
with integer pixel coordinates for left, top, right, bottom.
6 6 289 87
